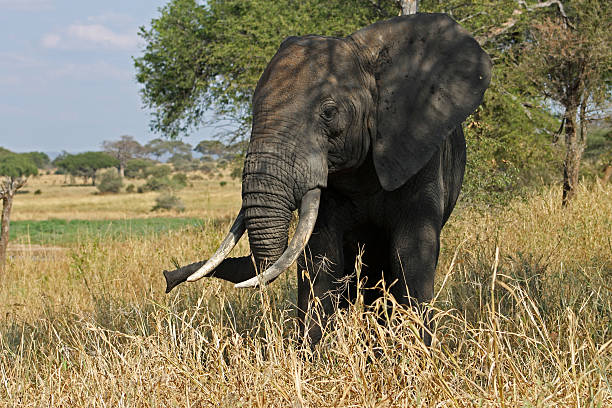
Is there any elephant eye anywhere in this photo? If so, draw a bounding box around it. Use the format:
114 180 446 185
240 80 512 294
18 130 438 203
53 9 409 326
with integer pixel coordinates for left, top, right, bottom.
321 105 338 121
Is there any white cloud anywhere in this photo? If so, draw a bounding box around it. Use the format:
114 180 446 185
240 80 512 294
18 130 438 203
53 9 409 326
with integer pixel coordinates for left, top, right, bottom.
68 24 137 49
41 33 61 48
41 23 138 51
0 0 51 11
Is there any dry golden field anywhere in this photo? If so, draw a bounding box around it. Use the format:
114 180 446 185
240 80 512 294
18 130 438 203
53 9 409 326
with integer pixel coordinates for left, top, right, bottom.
1 175 610 407
11 172 242 221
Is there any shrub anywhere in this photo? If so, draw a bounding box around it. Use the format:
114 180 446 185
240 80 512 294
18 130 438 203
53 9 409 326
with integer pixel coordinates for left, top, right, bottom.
140 174 187 193
144 165 172 179
151 193 185 212
200 163 213 174
34 189 42 195
219 181 227 187
171 173 188 187
230 167 242 180
126 184 135 193
97 170 123 194
125 158 154 179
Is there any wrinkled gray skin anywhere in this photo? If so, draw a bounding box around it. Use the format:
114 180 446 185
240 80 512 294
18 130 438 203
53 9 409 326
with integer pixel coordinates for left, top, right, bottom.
164 13 491 346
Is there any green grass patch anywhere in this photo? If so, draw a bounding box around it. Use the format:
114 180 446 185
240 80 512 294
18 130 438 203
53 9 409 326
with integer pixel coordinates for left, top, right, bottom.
9 218 204 245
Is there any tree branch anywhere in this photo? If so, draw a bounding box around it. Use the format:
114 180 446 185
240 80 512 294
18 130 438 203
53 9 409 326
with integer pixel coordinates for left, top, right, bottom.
477 0 573 45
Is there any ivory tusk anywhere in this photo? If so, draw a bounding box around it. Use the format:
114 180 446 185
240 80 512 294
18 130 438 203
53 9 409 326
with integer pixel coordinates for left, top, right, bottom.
234 188 321 288
187 209 246 282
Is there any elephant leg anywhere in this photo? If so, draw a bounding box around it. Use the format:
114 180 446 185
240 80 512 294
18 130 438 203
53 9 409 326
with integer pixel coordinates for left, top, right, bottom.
297 224 345 348
389 217 441 346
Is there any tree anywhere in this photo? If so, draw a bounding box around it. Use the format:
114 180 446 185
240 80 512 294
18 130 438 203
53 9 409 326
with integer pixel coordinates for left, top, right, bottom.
134 0 398 138
22 152 51 169
54 152 119 185
102 135 144 178
520 0 611 205
194 140 227 157
135 0 571 204
0 151 37 274
144 138 193 161
398 0 417 15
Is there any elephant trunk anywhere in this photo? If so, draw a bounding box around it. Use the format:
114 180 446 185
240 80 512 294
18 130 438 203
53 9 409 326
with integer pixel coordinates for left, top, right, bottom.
241 148 297 270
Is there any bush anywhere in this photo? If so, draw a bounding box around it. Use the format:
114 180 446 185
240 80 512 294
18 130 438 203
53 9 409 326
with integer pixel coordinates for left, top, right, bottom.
230 166 242 180
171 173 188 187
126 184 135 193
140 174 187 193
125 158 154 179
97 170 123 194
151 193 185 212
34 189 42 195
144 165 172 179
200 163 213 174
219 181 227 187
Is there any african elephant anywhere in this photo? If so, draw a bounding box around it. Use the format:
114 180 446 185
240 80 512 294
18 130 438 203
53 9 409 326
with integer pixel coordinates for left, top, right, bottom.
164 13 491 346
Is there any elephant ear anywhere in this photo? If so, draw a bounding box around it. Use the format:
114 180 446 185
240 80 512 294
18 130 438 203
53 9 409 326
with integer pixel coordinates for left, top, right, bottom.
351 13 491 191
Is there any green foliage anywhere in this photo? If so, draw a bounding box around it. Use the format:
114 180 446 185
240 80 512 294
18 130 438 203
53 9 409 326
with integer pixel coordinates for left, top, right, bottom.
97 170 124 194
125 158 155 179
144 138 192 161
462 80 561 204
230 166 242 180
171 172 188 187
0 152 38 179
135 0 606 205
140 173 187 193
152 193 185 212
143 164 172 179
194 140 226 156
9 217 203 244
583 127 612 178
126 184 136 193
134 0 398 137
53 152 119 184
21 152 50 169
102 135 144 169
168 152 198 172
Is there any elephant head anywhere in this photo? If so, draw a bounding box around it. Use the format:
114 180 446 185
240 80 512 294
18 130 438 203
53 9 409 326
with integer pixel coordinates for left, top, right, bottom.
165 13 491 291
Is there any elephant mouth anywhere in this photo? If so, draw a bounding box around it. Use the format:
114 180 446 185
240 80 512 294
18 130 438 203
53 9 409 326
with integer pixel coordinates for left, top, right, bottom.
185 188 321 287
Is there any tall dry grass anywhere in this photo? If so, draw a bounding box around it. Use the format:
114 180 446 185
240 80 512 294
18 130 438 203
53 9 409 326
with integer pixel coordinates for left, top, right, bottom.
11 173 241 221
1 183 610 407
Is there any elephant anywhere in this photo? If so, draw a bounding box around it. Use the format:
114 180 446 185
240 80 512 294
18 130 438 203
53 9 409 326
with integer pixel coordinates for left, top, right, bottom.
163 13 491 346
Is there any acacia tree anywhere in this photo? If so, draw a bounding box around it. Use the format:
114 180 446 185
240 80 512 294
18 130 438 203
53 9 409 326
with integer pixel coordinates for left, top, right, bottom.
521 0 611 205
54 152 119 185
0 152 37 274
102 135 144 178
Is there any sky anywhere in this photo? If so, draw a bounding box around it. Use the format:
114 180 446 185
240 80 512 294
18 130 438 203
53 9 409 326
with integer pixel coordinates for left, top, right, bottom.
0 0 214 155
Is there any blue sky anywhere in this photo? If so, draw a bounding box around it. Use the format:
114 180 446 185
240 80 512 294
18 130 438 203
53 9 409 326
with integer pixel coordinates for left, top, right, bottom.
0 0 214 155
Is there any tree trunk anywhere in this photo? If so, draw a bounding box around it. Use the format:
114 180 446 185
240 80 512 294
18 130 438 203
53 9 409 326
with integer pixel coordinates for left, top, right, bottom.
399 0 418 15
118 165 125 178
562 106 584 206
602 165 612 184
0 194 13 276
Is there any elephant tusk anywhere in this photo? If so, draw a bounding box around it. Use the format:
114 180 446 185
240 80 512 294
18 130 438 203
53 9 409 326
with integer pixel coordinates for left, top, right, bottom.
187 209 246 282
234 188 321 288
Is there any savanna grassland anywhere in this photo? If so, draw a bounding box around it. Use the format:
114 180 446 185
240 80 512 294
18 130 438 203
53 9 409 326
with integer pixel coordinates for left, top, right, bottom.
1 173 610 407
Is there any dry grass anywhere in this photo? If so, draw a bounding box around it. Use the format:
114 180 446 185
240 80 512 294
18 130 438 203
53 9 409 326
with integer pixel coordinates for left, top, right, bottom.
1 182 610 407
11 173 241 221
